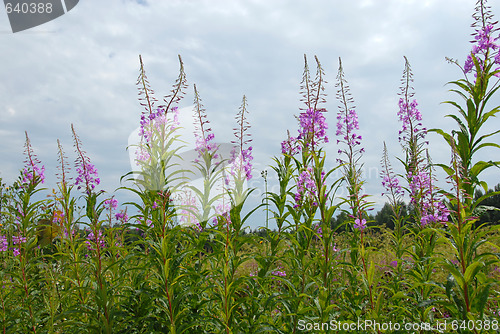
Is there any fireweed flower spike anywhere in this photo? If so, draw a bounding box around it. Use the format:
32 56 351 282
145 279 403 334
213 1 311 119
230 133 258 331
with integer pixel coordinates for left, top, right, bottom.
21 132 45 186
397 57 448 226
398 58 426 192
104 197 121 223
230 95 253 182
139 107 179 141
335 58 368 221
380 141 407 257
335 64 365 170
71 124 100 194
294 55 329 153
56 139 72 190
397 99 426 143
186 84 227 228
136 54 183 142
380 143 403 200
336 59 377 314
53 210 65 224
397 57 428 155
222 95 254 215
463 7 500 77
133 55 187 198
193 84 218 160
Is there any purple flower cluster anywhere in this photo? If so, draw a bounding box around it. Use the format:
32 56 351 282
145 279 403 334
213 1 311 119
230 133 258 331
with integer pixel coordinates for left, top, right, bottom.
381 174 403 197
297 108 329 149
139 107 180 141
420 201 449 226
464 24 500 75
315 224 322 239
280 108 328 155
13 235 26 245
85 230 105 252
212 201 232 228
115 210 129 223
102 197 128 223
195 132 218 159
0 235 7 252
408 171 449 226
336 109 361 145
271 266 286 278
269 265 286 290
140 107 164 139
72 125 101 193
336 108 365 164
52 210 65 224
21 165 45 185
280 134 301 155
397 99 426 143
13 206 24 226
408 171 430 204
241 147 253 180
228 146 253 181
136 107 180 163
294 167 324 207
5 235 27 257
75 162 100 192
104 198 118 210
135 147 150 163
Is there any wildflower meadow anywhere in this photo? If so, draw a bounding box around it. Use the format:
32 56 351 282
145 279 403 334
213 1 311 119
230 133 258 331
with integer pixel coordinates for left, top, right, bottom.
1 1 500 333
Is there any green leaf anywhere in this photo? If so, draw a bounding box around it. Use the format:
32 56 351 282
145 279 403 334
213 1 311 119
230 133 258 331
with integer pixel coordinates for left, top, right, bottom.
464 261 482 284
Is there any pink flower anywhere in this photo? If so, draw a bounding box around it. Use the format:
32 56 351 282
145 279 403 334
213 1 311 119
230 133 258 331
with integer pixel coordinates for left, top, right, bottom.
0 236 8 252
229 146 253 181
85 230 105 251
104 198 118 210
464 24 500 75
297 108 329 150
294 167 324 206
115 210 129 223
354 218 366 231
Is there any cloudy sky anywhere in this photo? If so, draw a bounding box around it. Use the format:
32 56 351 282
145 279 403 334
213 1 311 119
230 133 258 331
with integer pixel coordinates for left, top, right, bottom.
1 0 499 229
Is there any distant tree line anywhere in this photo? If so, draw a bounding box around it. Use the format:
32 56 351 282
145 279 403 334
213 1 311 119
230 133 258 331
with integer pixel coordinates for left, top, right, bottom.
332 183 500 231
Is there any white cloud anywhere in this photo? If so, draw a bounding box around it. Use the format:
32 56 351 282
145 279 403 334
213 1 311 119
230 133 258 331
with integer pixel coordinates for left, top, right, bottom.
6 107 16 116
